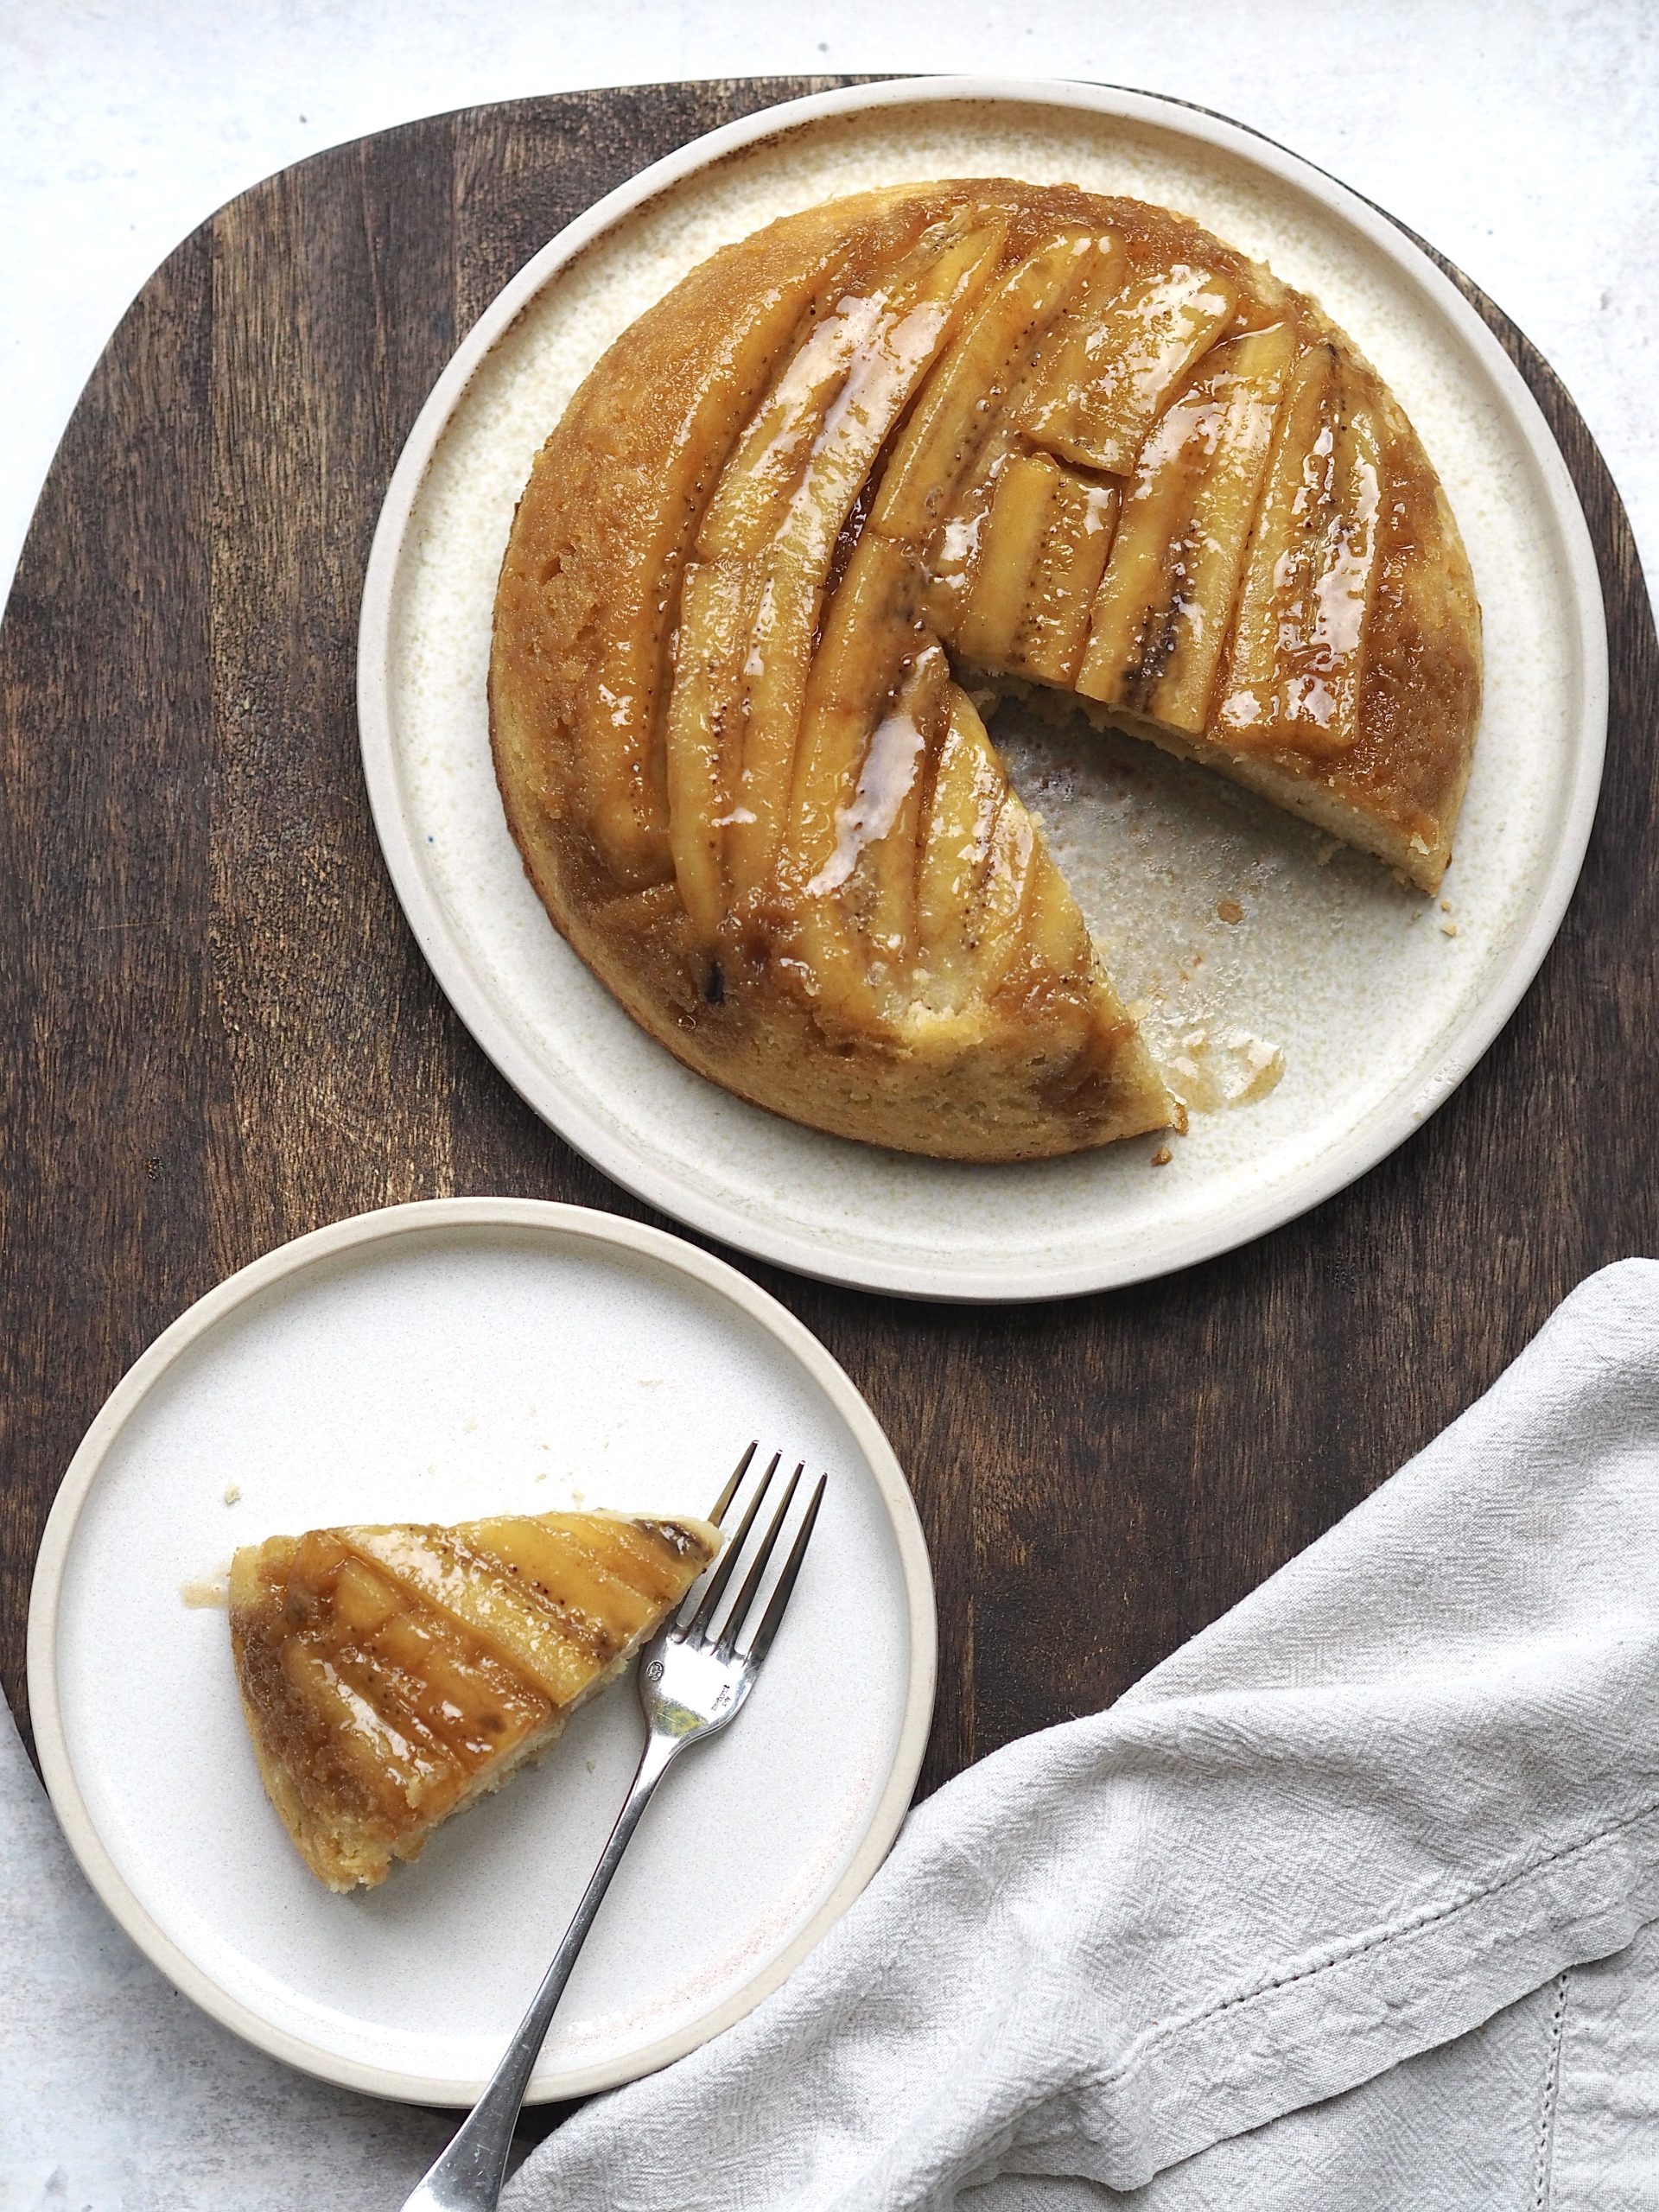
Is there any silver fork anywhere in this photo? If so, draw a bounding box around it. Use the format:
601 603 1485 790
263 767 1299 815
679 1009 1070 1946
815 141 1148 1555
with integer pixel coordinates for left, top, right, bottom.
400 1444 826 2212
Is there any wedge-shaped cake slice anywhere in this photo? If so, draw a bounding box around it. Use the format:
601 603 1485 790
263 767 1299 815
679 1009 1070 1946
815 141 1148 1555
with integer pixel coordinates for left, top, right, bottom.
229 1509 720 1891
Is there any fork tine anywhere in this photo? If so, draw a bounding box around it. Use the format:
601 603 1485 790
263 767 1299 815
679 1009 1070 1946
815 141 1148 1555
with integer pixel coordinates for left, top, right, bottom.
682 1450 780 1640
708 1440 758 1528
738 1473 826 1666
714 1462 804 1656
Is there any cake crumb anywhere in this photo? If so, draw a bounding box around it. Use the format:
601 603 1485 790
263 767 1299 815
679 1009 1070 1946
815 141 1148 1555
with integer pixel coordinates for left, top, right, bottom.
1216 898 1243 925
1440 918 1459 938
1313 837 1340 866
586 1758 596 1773
1165 1026 1285 1114
222 1483 242 1506
1151 1145 1173 1166
463 1416 479 1433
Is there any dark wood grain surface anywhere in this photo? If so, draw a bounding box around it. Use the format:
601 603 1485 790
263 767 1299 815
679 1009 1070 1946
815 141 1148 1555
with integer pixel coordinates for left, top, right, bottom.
3 79 1655 1808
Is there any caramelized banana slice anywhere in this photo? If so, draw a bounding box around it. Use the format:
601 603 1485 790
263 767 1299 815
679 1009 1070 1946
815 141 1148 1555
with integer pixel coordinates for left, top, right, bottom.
996 235 1127 443
274 1629 461 1822
1007 461 1121 688
1018 262 1240 474
961 767 1039 1001
791 532 928 875
696 289 895 562
795 640 947 1024
917 455 997 638
914 686 1009 1014
955 450 1059 667
835 645 952 990
665 560 747 942
1020 835 1095 982
910 684 1066 1014
1217 342 1383 755
1078 322 1295 734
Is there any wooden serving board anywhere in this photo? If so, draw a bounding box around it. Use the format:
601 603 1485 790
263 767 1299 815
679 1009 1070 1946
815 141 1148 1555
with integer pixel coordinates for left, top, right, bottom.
3 78 1655 1784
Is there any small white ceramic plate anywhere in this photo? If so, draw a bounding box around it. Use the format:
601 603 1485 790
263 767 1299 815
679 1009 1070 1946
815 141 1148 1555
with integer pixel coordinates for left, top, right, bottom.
358 79 1606 1301
26 1199 934 2105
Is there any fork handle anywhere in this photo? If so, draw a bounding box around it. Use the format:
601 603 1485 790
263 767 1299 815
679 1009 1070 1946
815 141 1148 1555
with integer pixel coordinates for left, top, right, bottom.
400 1728 682 2212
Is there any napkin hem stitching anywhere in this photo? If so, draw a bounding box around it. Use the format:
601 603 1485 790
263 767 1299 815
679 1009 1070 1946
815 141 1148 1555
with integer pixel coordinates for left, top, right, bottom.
1529 1970 1570 2211
1069 1792 1659 2096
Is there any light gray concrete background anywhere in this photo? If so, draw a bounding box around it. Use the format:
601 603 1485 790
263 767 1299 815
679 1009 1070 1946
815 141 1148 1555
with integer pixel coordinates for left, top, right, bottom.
2 3 1654 2206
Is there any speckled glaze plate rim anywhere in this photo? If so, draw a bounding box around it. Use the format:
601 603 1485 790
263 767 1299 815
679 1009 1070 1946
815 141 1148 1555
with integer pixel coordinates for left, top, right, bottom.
357 75 1608 1304
25 1197 937 2105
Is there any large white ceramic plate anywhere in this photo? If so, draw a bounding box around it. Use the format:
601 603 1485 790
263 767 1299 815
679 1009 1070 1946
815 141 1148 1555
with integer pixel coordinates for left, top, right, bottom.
358 78 1606 1302
26 1198 934 2104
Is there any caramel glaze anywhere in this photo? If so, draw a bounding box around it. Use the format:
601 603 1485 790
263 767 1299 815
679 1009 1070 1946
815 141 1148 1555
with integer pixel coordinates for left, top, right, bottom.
491 181 1481 1161
229 1510 718 1891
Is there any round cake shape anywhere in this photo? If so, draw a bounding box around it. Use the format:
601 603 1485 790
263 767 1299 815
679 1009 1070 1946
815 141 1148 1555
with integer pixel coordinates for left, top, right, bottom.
490 181 1481 1162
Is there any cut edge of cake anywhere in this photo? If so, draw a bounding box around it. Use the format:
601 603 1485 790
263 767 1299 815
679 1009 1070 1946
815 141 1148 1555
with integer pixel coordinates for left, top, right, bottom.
975 671 1471 895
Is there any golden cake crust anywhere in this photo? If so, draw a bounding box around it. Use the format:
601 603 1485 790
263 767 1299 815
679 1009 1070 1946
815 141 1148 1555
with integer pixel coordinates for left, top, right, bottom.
490 181 1481 1161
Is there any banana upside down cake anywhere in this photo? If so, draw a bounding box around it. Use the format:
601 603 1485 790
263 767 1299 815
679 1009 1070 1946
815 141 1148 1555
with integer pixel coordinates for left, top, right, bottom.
229 1509 720 1890
490 181 1482 1161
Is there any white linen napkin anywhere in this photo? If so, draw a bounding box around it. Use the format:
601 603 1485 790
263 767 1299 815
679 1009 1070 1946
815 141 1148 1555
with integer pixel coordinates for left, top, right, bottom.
507 1258 1659 2210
